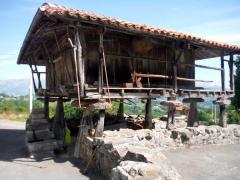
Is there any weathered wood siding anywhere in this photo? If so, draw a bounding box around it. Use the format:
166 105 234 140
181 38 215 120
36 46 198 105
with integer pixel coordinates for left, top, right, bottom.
45 30 195 94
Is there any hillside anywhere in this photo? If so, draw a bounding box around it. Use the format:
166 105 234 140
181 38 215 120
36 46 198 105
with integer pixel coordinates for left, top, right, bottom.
0 79 29 96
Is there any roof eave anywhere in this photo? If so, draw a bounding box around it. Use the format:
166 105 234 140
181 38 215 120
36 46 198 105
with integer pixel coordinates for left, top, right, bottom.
17 7 45 64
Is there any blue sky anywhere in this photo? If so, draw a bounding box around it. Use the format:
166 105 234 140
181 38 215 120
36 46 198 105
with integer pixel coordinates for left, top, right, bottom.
0 0 240 88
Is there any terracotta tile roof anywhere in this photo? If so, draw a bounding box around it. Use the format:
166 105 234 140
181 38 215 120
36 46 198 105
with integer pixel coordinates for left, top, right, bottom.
39 3 240 52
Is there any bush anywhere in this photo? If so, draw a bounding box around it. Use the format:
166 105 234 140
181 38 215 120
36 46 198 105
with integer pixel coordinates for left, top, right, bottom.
33 100 43 109
64 102 81 118
198 109 216 125
227 105 240 124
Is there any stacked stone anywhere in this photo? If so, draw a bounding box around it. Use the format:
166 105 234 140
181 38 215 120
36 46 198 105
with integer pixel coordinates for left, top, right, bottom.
25 108 58 157
79 124 240 180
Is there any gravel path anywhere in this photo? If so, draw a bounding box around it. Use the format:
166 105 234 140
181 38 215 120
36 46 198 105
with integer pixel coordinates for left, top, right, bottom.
0 119 104 180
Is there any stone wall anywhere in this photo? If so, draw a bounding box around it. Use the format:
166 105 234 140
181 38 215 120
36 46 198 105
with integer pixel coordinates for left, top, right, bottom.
79 123 240 180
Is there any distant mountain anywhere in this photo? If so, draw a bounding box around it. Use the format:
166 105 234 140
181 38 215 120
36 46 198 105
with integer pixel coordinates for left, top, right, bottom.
0 79 30 96
198 84 221 91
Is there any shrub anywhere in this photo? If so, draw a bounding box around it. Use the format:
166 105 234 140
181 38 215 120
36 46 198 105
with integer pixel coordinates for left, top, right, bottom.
64 102 81 118
227 105 240 124
198 109 216 125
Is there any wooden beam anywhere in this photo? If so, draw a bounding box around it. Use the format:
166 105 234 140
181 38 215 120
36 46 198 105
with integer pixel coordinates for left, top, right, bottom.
221 51 225 91
44 96 49 119
134 72 169 79
187 64 223 71
229 53 234 90
29 64 37 92
106 53 168 62
98 33 104 94
133 72 213 83
224 59 236 63
176 77 213 83
75 29 86 97
172 45 178 92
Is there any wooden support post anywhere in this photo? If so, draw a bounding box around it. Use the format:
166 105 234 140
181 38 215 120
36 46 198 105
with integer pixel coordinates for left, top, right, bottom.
221 51 225 91
116 99 124 122
229 53 234 90
183 98 204 127
95 109 105 137
53 98 65 146
75 29 86 97
172 49 178 92
44 96 49 119
166 103 176 130
219 104 227 127
98 34 104 94
144 98 153 129
29 64 37 92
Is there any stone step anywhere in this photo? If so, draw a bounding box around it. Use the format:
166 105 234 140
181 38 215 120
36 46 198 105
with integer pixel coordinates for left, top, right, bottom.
32 108 45 114
29 151 55 159
31 113 45 120
27 139 58 154
26 129 55 142
31 116 48 121
29 119 48 125
26 123 50 131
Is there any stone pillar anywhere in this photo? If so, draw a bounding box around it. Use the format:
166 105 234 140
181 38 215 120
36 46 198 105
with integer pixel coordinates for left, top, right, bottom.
90 100 112 137
160 96 178 130
219 104 226 127
53 98 65 146
144 98 153 129
116 99 124 122
167 104 176 129
213 97 230 127
95 109 106 137
183 98 204 127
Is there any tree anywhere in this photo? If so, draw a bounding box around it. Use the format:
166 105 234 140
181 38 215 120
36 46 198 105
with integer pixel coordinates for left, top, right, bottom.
232 56 240 109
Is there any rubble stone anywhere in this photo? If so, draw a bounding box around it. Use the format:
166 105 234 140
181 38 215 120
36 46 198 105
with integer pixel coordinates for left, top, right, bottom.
79 123 240 180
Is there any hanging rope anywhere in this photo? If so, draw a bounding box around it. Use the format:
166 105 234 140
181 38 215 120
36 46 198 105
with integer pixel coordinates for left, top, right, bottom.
100 33 111 104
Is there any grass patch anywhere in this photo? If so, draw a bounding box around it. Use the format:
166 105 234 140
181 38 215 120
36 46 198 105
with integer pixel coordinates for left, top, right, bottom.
0 111 29 121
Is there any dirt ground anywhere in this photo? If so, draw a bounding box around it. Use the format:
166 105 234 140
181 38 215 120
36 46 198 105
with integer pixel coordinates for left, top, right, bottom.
0 119 104 180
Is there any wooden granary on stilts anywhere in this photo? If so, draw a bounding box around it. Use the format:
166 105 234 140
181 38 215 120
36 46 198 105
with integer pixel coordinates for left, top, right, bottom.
18 3 239 155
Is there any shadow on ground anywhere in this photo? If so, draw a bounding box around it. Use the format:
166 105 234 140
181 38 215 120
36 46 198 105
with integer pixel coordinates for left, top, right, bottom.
0 128 104 180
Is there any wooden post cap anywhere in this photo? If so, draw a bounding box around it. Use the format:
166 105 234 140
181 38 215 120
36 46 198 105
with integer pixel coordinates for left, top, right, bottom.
182 97 204 103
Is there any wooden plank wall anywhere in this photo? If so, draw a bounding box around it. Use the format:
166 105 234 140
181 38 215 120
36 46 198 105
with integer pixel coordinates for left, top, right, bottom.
45 30 196 93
